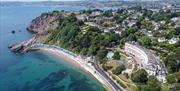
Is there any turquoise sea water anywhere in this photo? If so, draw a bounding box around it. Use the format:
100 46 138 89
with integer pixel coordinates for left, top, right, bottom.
0 6 104 91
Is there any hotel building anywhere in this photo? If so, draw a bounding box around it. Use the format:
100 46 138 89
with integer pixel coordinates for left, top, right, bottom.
125 43 167 82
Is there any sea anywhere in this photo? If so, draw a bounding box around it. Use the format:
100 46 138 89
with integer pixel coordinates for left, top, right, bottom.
0 5 105 91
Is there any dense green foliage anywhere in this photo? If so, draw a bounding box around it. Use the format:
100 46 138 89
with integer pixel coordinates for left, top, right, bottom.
141 20 154 30
102 64 113 71
166 74 176 84
96 47 108 62
103 10 113 17
168 71 180 91
47 14 121 63
151 10 178 22
164 48 180 73
113 51 120 60
112 64 126 75
45 9 179 90
131 69 148 83
138 76 161 91
140 35 152 47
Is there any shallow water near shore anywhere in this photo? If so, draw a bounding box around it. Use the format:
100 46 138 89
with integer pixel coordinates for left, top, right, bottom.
0 6 104 91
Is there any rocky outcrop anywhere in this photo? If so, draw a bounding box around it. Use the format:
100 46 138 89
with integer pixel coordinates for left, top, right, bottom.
27 12 62 35
8 35 37 52
9 12 62 52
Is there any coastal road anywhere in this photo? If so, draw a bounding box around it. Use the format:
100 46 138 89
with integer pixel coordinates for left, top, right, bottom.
93 60 124 91
31 43 124 91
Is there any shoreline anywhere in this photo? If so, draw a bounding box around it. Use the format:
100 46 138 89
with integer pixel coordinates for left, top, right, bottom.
39 48 90 75
38 48 113 91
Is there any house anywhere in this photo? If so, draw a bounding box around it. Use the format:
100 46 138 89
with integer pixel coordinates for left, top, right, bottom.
147 31 153 37
171 17 180 27
76 14 89 21
159 29 166 33
96 17 114 24
160 21 166 24
125 20 136 27
103 29 111 33
90 11 102 17
141 29 153 37
171 17 180 23
152 21 160 30
103 27 115 33
158 37 167 42
168 38 179 44
84 22 98 27
115 30 121 34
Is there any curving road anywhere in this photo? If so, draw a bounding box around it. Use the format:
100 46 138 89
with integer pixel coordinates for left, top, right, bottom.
93 60 124 91
30 43 124 91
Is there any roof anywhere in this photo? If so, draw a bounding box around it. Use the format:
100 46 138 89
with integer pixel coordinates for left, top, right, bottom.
126 43 158 65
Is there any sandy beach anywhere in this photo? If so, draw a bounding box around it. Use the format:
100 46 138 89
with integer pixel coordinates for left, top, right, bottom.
38 47 114 91
40 48 89 74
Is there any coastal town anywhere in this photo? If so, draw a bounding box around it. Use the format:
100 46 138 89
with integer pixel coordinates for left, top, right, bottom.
7 1 180 91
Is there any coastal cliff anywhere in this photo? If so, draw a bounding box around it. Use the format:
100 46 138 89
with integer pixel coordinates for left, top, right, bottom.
27 12 62 35
9 12 62 52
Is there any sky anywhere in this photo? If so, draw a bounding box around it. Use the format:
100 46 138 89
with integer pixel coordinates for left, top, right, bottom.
0 0 81 2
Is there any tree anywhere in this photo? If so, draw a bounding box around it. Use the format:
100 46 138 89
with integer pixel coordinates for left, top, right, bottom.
146 76 161 91
87 26 100 32
140 36 152 47
175 27 180 35
166 74 176 84
141 20 154 30
112 64 126 75
143 9 153 18
67 13 77 22
175 71 180 83
136 21 141 29
119 38 126 48
131 69 148 83
81 48 88 56
103 10 113 17
87 45 97 56
117 9 124 14
164 52 180 73
170 83 180 91
127 34 137 42
121 30 129 38
96 47 108 61
127 26 138 33
175 40 180 47
81 35 91 48
138 76 161 91
113 51 120 60
102 64 113 71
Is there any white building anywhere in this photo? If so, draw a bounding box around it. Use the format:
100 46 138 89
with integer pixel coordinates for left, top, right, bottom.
103 29 111 33
125 43 166 82
90 11 102 17
168 38 179 44
76 14 89 21
84 22 98 27
159 29 166 33
158 37 167 42
141 29 153 37
171 17 180 24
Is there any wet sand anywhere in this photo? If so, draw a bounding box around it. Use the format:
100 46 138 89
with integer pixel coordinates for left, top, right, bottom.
38 48 113 91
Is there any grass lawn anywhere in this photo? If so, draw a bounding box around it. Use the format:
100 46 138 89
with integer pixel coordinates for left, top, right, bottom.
126 83 137 91
106 60 117 69
118 74 130 83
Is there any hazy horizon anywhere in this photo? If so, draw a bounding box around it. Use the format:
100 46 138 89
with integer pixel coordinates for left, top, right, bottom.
0 0 81 2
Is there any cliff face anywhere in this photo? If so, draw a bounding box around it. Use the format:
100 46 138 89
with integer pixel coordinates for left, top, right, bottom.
9 12 62 52
27 12 62 35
